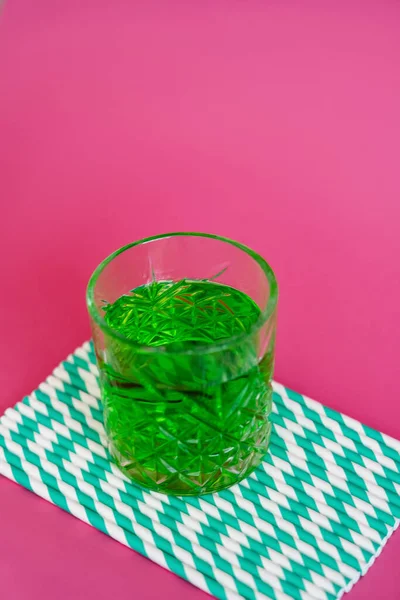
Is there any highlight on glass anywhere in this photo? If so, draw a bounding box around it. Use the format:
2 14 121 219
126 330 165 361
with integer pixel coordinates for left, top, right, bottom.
87 233 278 495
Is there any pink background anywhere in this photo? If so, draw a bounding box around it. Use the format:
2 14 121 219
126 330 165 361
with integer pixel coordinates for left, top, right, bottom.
1 1 400 598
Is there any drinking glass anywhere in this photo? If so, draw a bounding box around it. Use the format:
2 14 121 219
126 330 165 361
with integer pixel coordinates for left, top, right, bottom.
87 233 278 495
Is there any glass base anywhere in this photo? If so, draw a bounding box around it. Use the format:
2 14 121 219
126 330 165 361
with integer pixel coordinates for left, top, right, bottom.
109 441 270 496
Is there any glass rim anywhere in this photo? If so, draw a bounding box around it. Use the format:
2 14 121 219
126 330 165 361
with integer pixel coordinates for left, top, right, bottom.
86 232 278 355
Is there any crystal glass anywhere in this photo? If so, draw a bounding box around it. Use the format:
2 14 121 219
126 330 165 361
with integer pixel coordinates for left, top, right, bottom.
87 233 278 495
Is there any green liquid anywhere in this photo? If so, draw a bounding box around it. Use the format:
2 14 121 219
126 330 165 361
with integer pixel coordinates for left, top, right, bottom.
100 280 273 495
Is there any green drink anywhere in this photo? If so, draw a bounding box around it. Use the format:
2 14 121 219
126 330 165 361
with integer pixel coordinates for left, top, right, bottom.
87 233 278 496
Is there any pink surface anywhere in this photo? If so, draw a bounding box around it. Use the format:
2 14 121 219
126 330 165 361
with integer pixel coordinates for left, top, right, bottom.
1 1 400 598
